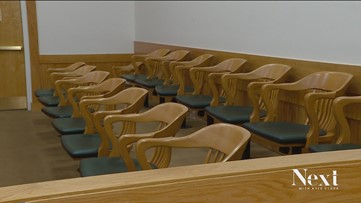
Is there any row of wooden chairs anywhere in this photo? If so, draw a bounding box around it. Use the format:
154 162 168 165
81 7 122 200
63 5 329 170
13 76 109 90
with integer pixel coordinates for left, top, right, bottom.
34 65 252 177
114 48 360 155
34 48 361 177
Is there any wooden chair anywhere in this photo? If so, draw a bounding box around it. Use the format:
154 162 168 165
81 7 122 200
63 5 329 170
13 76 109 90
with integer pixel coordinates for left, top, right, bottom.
175 58 247 121
134 50 190 106
136 123 251 170
206 64 291 125
79 103 188 177
155 54 214 103
42 78 126 119
61 87 148 158
37 65 96 107
34 62 85 97
308 96 361 152
242 71 353 154
50 71 111 135
115 49 170 85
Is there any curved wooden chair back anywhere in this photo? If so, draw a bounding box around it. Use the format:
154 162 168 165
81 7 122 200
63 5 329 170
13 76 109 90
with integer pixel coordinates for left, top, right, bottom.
103 103 188 171
54 71 109 106
144 50 190 79
218 64 291 121
113 49 170 77
185 58 247 96
47 62 85 74
260 71 353 148
332 96 361 144
132 48 171 75
67 78 126 118
50 65 96 87
136 123 251 170
46 62 85 85
147 48 171 57
307 96 361 153
166 54 214 86
79 87 148 156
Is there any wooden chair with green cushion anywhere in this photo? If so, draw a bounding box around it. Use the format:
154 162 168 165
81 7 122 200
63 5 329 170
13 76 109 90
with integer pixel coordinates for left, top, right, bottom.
308 96 361 152
114 48 171 85
134 50 190 106
51 71 111 135
42 78 126 119
79 102 188 177
206 64 291 125
136 123 251 170
155 54 214 103
242 71 353 155
175 58 247 121
35 62 85 97
37 65 96 107
61 87 148 159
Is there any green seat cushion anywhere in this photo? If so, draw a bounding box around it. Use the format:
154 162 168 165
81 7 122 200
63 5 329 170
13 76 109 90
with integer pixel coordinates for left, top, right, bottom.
205 106 267 124
52 117 85 135
35 88 54 97
155 85 194 96
61 133 100 158
176 95 226 109
42 106 73 118
121 74 147 82
38 96 60 107
309 144 361 152
242 122 327 144
135 78 164 88
80 157 157 177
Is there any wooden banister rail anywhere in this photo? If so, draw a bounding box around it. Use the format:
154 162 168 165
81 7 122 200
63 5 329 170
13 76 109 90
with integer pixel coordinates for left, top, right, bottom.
0 149 360 202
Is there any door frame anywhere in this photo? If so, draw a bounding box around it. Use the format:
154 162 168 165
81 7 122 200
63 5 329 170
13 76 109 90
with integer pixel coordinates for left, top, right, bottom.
20 1 39 111
20 1 32 111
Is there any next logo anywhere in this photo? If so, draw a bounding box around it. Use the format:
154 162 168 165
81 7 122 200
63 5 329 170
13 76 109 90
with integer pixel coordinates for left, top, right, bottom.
292 169 338 187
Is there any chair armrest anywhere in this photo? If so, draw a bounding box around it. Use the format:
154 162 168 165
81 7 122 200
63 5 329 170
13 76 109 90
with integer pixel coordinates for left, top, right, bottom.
174 65 195 95
331 96 361 144
136 137 179 170
118 132 157 171
208 73 227 106
112 64 135 77
247 81 275 122
303 91 339 146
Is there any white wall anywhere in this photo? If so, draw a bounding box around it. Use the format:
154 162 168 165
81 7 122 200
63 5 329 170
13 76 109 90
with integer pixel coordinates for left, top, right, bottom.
36 1 134 54
135 1 361 66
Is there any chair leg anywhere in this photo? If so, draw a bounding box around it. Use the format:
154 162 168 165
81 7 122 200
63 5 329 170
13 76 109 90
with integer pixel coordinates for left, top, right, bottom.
144 94 149 107
181 117 191 129
207 114 214 125
159 97 165 104
242 141 251 159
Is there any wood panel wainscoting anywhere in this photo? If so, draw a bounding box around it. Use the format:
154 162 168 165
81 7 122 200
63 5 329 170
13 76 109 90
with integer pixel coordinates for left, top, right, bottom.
31 54 132 111
0 149 360 202
134 41 361 145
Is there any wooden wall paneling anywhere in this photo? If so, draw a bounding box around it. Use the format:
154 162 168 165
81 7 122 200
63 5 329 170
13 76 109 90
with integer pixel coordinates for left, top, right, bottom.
0 149 360 202
134 41 361 95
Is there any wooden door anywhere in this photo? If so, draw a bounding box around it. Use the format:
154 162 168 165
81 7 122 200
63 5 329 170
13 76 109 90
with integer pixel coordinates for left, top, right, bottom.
0 1 27 110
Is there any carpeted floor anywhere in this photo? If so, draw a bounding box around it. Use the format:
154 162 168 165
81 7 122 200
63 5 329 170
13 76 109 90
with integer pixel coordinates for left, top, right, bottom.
0 108 279 188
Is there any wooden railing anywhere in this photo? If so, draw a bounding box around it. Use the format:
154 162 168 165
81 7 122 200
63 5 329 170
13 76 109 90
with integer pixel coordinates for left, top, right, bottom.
0 149 360 202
